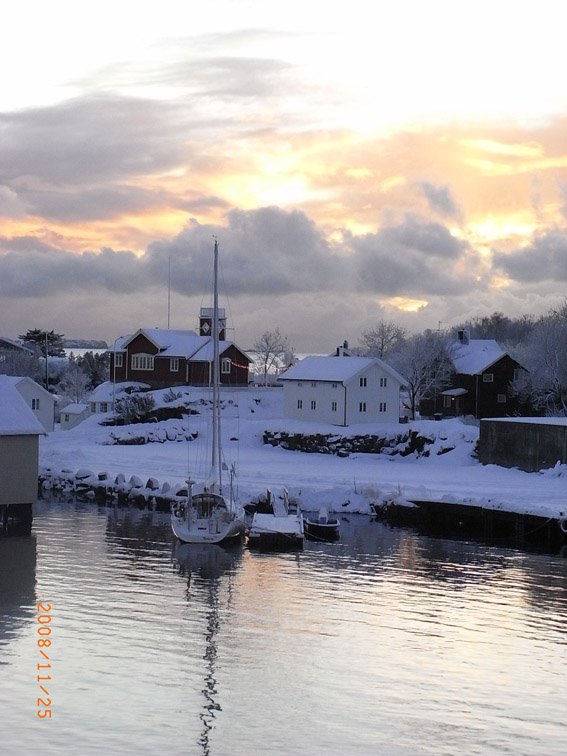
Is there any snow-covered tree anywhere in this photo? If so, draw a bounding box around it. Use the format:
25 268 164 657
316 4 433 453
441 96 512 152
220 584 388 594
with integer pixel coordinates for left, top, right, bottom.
389 331 454 420
0 349 42 381
510 302 567 416
58 359 91 403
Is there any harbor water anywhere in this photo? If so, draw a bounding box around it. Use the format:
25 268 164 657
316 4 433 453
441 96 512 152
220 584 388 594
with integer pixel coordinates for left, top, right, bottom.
1 501 566 755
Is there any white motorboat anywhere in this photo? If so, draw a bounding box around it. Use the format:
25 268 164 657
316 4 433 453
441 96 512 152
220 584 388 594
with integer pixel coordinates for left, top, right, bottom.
171 239 246 545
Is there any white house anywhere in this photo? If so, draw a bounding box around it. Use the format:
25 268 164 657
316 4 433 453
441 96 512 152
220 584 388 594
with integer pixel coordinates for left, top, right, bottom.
0 376 45 514
279 355 406 426
5 376 55 433
60 402 91 430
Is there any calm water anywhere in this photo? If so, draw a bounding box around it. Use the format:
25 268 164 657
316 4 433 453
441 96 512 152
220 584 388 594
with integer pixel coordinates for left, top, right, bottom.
1 502 566 756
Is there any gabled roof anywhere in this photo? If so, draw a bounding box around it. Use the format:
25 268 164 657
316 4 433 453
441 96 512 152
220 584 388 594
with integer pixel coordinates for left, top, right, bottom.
280 355 406 385
114 328 251 364
0 336 34 353
451 339 509 375
0 376 45 435
4 375 55 400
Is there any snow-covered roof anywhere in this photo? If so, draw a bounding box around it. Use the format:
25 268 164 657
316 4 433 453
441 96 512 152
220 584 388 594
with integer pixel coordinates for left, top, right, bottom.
0 376 45 435
280 356 406 385
115 328 208 358
451 339 507 375
62 403 90 414
0 336 33 352
4 375 54 399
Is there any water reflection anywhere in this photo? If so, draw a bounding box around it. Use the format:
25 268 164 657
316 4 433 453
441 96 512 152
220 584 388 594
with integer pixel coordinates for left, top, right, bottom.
0 534 36 646
172 542 243 755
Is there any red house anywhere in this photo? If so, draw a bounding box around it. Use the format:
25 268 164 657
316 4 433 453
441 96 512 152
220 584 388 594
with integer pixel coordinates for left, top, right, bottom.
109 309 251 389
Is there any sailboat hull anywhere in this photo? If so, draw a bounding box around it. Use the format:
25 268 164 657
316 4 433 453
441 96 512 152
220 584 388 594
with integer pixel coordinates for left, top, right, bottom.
171 512 245 544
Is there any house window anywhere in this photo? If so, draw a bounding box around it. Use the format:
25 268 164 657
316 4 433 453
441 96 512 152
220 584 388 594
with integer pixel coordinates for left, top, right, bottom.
115 353 124 368
297 382 303 387
359 377 367 387
497 394 507 403
297 399 303 409
331 401 337 412
332 383 338 389
379 402 387 412
482 373 494 383
64 414 70 422
31 398 40 410
311 400 316 410
131 353 154 371
170 358 179 372
100 402 108 413
380 377 387 387
90 402 96 413
359 402 366 412
311 382 317 388
443 395 453 408
221 358 231 374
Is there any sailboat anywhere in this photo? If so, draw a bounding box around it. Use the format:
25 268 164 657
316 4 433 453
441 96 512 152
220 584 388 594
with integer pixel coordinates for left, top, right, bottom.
171 239 246 544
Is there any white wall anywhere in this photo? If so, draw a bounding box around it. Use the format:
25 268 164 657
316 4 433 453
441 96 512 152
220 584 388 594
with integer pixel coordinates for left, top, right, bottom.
15 379 54 433
283 363 402 426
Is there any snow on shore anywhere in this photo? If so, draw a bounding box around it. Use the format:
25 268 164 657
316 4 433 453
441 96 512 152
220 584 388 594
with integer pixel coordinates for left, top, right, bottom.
40 387 566 518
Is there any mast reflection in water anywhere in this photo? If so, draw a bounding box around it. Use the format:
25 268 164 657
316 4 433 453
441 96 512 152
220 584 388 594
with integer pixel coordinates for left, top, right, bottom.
172 543 243 755
0 500 565 756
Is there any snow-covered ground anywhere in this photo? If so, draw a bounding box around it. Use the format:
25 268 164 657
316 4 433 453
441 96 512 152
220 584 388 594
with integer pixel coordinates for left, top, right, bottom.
41 386 566 518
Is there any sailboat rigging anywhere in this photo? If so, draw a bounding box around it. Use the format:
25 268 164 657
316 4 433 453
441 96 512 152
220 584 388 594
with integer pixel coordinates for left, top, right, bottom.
171 239 246 544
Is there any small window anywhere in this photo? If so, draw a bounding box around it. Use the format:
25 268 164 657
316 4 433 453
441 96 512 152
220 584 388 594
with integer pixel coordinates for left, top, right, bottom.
359 377 367 387
297 399 303 409
379 402 387 412
359 402 366 412
90 402 96 413
221 358 231 374
311 382 317 388
170 358 179 372
100 402 108 413
497 394 506 403
332 383 338 389
64 414 70 422
297 382 303 388
380 377 387 387
115 353 124 368
443 395 453 408
331 401 337 412
311 400 316 410
482 373 494 383
31 398 40 410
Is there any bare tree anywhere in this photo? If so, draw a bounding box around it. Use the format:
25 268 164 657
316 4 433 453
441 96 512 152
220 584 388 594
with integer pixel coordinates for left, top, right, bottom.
389 331 454 420
253 328 293 386
360 321 406 360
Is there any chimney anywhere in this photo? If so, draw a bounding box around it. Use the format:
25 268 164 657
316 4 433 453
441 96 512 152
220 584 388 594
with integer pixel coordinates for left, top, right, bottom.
457 329 470 345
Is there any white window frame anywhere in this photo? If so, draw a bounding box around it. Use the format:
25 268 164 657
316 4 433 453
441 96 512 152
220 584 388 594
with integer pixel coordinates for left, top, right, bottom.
131 353 154 371
32 398 40 410
115 353 124 368
482 373 494 383
379 402 387 412
331 401 337 412
380 376 387 387
297 399 303 409
221 358 231 374
497 394 506 403
359 401 366 412
359 377 367 387
170 358 179 372
310 400 316 410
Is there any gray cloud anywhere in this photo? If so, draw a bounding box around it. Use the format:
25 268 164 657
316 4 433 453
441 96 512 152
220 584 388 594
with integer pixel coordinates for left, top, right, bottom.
493 230 567 283
416 181 460 218
350 215 477 296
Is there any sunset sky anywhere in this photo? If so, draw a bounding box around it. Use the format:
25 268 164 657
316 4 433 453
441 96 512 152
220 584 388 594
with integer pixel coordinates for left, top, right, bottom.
1 0 566 352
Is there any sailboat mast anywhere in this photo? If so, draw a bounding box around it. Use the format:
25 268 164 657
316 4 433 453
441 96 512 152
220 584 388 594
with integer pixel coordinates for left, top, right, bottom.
212 239 221 489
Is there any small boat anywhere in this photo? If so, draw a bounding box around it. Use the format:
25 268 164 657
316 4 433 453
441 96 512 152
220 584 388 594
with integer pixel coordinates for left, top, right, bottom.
171 239 246 545
304 506 340 541
248 488 304 550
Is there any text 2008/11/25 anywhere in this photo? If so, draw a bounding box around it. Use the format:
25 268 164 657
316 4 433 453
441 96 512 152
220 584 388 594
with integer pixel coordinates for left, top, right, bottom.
36 603 53 719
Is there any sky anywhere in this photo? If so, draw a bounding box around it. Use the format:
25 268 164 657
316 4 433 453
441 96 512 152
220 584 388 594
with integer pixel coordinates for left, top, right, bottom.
1 0 566 352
